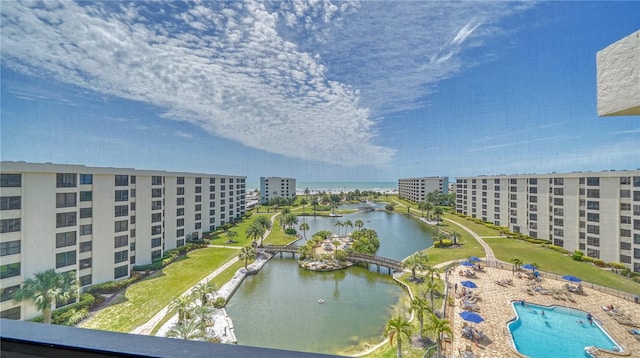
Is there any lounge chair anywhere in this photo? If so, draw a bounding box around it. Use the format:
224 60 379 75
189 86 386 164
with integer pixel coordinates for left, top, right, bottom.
614 315 640 328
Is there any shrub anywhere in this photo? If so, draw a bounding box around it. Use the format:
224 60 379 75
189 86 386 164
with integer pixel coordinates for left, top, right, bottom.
434 239 452 248
593 259 606 267
285 228 297 235
213 297 226 308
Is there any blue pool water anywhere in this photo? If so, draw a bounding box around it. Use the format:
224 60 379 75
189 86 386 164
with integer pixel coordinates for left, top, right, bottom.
508 302 621 358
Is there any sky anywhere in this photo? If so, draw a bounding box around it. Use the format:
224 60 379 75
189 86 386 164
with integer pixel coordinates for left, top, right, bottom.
1 1 639 183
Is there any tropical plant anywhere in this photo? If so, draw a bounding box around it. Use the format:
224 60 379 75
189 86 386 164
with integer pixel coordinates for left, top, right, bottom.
384 315 412 358
510 257 523 270
225 230 238 243
299 222 310 240
239 246 257 270
246 222 266 247
192 281 216 305
385 203 395 211
354 219 364 230
332 240 341 253
299 198 308 214
426 313 452 357
433 206 444 222
343 219 353 235
282 213 298 230
334 220 343 236
166 318 206 340
410 296 430 338
311 198 319 215
168 295 193 324
423 276 440 312
450 231 460 245
13 269 79 324
423 201 434 219
191 304 214 329
254 216 272 232
404 254 426 281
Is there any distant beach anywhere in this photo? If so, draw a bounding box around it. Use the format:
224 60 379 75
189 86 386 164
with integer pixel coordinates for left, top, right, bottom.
246 181 397 195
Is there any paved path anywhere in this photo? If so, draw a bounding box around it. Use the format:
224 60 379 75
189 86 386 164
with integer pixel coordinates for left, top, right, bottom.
442 218 498 262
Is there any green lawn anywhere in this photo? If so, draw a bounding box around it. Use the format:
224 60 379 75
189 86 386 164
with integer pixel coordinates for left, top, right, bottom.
483 237 640 295
208 213 277 247
442 214 501 237
79 247 238 332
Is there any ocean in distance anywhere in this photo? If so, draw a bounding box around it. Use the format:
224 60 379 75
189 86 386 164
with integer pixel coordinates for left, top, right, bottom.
246 181 397 194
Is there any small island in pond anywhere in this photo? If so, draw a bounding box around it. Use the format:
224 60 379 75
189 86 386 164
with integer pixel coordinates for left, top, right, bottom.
297 226 380 272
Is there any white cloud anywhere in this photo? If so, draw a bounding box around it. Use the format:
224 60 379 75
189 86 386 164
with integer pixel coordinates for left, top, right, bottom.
1 1 531 167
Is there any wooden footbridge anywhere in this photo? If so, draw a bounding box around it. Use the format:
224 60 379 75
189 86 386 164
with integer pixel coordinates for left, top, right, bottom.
257 245 405 274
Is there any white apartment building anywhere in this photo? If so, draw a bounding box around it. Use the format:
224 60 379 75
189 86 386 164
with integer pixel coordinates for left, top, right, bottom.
0 162 246 320
398 177 449 203
455 170 640 272
259 177 296 204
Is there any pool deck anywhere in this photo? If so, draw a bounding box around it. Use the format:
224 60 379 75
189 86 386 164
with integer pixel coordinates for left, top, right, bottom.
446 265 640 358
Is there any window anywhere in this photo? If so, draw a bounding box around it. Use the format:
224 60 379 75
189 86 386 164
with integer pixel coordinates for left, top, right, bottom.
586 201 599 210
587 213 599 222
130 189 136 198
1 218 21 233
151 237 162 248
177 198 184 205
529 196 537 203
79 258 92 269
1 307 20 320
195 186 201 193
620 242 631 250
195 223 201 229
635 191 640 201
114 250 128 264
152 213 162 223
635 219 640 230
115 190 129 201
620 255 631 264
151 225 162 235
1 285 19 302
620 203 631 211
79 207 92 218
130 229 136 238
80 224 93 236
0 262 20 279
553 178 564 185
553 228 564 236
587 249 600 259
152 250 162 259
177 187 185 195
177 218 184 227
56 212 77 228
195 213 201 220
587 237 600 246
621 229 631 237
130 255 136 264
151 200 162 210
634 176 640 187
0 196 21 210
586 177 599 186
114 265 128 279
78 191 92 201
195 177 202 184
177 177 185 184
115 205 129 217
553 218 564 226
56 173 77 188
620 189 631 198
553 208 564 216
529 187 537 194
80 241 92 253
115 220 128 233
210 178 216 184
553 188 563 195
1 174 21 187
195 195 201 202
210 193 216 200
130 202 136 211
553 197 563 206
635 234 640 245
56 250 76 268
80 274 92 286
176 229 184 237
210 209 215 215
56 193 77 208
210 201 215 208
152 176 163 185
177 239 185 247
621 216 631 224
177 208 184 216
1 240 21 256
587 225 600 234
114 235 128 248
152 188 162 197
79 174 93 184
115 175 129 186
586 189 599 198
130 176 136 184
635 205 640 215
130 242 136 251
56 232 76 248
195 204 201 211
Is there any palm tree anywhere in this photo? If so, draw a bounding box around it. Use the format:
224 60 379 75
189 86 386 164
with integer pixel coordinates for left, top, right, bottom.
343 219 353 235
299 222 310 240
283 213 298 230
334 220 343 236
330 201 339 215
423 276 440 312
299 198 308 214
385 315 412 358
354 219 364 231
311 198 319 216
246 223 265 247
426 313 452 357
254 216 272 232
166 318 206 340
424 201 434 220
225 230 238 243
511 257 523 271
433 206 444 222
332 240 341 253
410 296 430 338
169 295 193 324
239 246 257 270
404 254 425 281
424 264 440 282
14 269 78 324
192 281 216 306
450 231 460 245
191 304 214 329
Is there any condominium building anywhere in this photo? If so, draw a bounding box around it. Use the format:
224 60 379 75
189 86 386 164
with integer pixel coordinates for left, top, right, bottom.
398 177 449 203
0 161 246 320
259 177 296 204
455 170 640 272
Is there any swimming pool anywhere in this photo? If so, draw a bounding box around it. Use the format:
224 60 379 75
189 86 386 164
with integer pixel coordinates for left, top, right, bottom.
508 302 622 358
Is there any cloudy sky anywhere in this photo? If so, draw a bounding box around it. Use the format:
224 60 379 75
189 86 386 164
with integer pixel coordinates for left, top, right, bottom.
1 1 638 183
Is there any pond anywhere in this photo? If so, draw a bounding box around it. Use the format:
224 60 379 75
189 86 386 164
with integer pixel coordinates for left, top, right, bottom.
225 209 437 354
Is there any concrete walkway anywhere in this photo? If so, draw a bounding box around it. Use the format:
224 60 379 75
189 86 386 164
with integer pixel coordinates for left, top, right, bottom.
442 218 497 262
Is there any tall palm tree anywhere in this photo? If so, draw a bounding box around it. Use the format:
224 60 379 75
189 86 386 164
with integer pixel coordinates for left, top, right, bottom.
450 231 460 245
191 305 214 330
385 315 412 358
246 222 266 247
334 220 343 236
424 202 434 220
14 269 78 324
283 213 298 230
343 219 353 235
299 222 310 240
418 201 427 217
192 281 216 306
311 198 319 216
166 318 206 340
254 215 272 232
299 198 308 214
404 254 425 281
433 206 444 222
239 246 257 270
169 295 193 324
410 296 430 338
426 313 452 357
423 276 440 312
354 219 364 231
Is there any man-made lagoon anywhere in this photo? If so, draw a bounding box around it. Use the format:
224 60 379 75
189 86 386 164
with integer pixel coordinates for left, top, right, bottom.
226 209 437 354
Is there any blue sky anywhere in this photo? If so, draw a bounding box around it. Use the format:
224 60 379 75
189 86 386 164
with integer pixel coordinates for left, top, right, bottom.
1 1 639 183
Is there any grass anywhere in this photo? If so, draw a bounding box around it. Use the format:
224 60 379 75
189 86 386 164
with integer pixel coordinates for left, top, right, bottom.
79 247 238 332
148 258 249 336
442 213 501 237
208 213 276 247
483 237 640 294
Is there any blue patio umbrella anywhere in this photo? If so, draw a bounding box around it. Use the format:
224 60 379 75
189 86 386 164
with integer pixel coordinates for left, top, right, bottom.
460 280 477 289
562 275 582 283
459 311 485 324
522 263 537 270
467 256 482 262
461 261 474 267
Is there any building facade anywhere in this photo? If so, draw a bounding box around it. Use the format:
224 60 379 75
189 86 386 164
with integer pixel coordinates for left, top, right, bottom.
455 170 640 272
398 177 449 203
259 177 296 204
0 162 246 320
